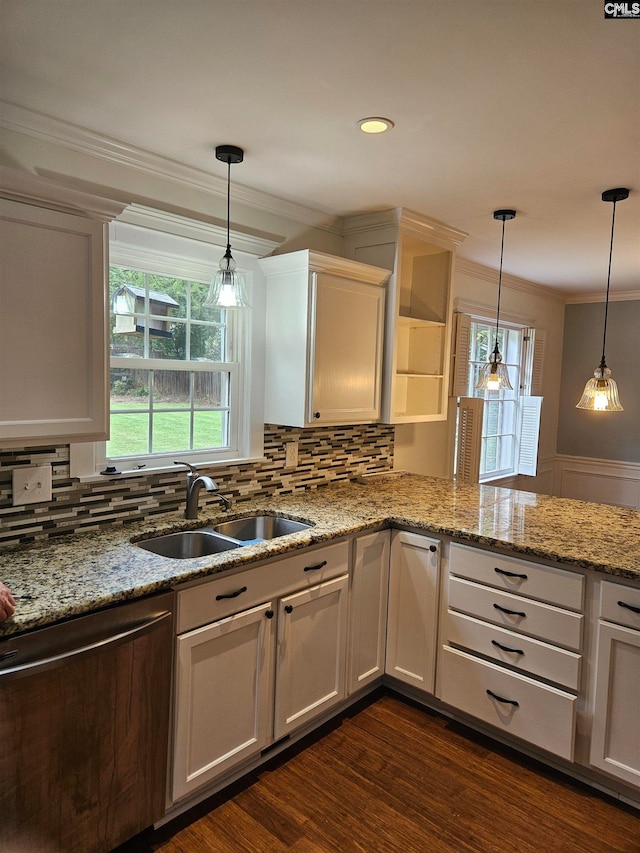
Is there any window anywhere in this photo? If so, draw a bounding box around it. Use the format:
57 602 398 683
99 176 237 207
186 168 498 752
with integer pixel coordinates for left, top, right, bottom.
107 267 238 467
70 210 269 480
453 313 544 483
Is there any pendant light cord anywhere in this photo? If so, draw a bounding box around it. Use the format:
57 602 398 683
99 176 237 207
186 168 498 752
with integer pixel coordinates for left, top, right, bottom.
600 199 617 371
225 159 232 256
494 216 506 356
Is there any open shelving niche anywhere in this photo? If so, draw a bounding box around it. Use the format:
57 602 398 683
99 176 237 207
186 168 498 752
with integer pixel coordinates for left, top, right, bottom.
343 209 467 423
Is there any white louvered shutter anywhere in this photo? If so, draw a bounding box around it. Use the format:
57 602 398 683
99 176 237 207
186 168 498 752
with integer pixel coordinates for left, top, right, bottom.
523 328 545 396
517 396 543 476
456 397 484 484
451 313 472 397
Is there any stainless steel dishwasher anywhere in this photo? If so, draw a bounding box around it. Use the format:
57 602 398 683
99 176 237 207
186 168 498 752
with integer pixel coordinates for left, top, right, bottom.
0 590 174 853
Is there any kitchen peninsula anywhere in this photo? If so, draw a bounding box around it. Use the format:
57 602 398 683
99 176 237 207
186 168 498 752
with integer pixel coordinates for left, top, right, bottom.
2 475 639 853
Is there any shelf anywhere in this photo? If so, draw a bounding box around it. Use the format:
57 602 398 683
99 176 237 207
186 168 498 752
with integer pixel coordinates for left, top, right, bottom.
397 315 446 329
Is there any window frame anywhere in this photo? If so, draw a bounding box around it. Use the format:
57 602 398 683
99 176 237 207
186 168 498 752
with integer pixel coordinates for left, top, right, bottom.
70 210 270 481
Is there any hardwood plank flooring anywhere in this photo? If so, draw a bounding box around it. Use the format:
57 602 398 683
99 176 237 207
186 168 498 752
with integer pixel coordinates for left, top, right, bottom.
115 693 639 853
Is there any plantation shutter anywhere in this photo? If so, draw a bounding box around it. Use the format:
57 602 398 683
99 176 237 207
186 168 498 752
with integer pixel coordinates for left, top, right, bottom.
517 396 543 476
523 328 545 396
451 312 472 397
456 396 484 484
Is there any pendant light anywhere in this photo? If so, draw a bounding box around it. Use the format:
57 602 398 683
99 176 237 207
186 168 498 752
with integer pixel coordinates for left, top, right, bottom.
575 188 629 412
203 144 250 310
475 209 516 391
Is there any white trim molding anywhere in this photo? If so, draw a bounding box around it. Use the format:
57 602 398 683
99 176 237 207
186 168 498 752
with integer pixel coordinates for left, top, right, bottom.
553 455 640 510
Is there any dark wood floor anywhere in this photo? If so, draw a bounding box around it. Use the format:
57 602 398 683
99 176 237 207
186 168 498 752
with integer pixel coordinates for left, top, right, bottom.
116 692 639 853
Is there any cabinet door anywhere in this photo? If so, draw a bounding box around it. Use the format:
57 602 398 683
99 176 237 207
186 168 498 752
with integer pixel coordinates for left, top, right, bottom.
0 199 109 445
348 530 390 693
274 574 349 739
172 602 275 801
385 530 440 694
309 272 384 424
590 621 640 788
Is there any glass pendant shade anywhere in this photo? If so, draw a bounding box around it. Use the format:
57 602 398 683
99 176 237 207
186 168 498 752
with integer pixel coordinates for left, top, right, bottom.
476 345 513 391
203 143 250 310
575 187 628 412
475 209 516 393
576 363 623 412
204 247 250 309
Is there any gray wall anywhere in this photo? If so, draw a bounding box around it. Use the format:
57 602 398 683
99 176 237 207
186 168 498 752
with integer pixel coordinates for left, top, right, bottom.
557 301 639 462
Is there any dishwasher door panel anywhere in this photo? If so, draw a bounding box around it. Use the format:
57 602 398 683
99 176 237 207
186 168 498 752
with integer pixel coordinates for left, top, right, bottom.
0 592 174 853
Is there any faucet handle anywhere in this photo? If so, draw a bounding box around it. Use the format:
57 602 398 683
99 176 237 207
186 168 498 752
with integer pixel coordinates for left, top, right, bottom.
174 460 198 475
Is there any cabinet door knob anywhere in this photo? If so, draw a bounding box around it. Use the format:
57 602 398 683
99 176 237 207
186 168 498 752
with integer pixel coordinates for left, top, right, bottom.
429 545 437 553
313 412 321 419
265 609 274 619
284 604 293 614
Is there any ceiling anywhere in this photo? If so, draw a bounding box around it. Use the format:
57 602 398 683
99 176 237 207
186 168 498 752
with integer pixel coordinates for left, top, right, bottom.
1 0 639 296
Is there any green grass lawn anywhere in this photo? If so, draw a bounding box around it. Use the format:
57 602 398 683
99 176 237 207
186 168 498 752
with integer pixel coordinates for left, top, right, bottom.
107 403 225 457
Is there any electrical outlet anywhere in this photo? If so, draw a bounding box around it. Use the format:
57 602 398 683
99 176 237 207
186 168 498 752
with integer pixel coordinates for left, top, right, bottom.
12 465 53 506
284 440 299 469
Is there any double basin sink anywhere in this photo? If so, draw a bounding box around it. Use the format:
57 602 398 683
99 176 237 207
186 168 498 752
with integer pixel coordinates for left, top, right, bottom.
137 514 312 559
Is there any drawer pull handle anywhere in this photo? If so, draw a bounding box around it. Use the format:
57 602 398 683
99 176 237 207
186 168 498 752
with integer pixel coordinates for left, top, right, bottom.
215 586 248 601
493 603 526 618
486 689 519 708
618 600 640 615
494 567 528 580
491 639 524 656
304 560 328 572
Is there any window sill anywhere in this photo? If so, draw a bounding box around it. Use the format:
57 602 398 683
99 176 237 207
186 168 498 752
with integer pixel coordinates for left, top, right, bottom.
73 456 267 484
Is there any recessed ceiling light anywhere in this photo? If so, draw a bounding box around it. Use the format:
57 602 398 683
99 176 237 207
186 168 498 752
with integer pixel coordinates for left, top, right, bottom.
357 117 395 134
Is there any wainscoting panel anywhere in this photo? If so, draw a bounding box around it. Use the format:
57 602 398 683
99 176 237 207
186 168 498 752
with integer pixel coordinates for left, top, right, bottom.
553 455 640 510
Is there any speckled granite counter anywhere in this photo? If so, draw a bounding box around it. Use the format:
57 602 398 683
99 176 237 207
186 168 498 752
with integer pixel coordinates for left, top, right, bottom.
1 474 639 638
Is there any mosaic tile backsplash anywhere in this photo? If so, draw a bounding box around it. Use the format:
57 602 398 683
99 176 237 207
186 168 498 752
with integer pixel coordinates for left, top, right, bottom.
0 424 394 547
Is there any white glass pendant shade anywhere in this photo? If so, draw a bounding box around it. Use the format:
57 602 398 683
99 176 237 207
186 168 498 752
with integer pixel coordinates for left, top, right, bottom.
475 346 513 391
576 364 623 412
203 247 250 309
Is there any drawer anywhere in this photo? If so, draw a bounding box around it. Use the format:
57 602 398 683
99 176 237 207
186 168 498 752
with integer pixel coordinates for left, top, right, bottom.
177 541 349 633
445 610 582 691
438 645 576 761
600 580 640 630
449 576 583 651
449 543 584 611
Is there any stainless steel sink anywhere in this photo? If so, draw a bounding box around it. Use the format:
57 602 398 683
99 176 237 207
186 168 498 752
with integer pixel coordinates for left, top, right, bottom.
211 514 312 542
137 530 239 559
136 514 312 559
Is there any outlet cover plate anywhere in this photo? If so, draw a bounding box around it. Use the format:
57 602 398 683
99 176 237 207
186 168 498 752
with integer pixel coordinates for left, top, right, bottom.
12 465 53 506
285 440 299 469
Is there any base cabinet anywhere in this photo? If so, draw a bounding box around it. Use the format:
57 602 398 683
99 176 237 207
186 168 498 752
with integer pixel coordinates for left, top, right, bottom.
348 530 390 693
589 581 640 788
171 542 350 802
172 602 275 801
385 530 440 694
274 574 349 739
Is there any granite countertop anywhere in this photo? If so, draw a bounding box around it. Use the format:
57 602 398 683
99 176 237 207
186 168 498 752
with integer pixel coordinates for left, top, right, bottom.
1 474 639 639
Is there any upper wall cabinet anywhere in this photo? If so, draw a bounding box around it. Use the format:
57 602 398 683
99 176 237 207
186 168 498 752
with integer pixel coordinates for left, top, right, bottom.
0 169 126 447
343 208 467 424
259 250 388 428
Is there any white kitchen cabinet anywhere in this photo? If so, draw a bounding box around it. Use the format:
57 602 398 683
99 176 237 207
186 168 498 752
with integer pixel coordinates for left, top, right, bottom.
259 250 388 427
385 530 441 694
172 601 275 801
172 541 350 801
274 573 349 739
348 530 390 693
589 581 640 788
438 543 584 761
0 168 125 446
343 208 467 423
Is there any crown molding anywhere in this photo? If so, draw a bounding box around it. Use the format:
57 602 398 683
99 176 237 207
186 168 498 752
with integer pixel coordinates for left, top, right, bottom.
564 289 640 304
342 206 468 248
119 204 281 256
0 100 343 234
455 258 566 302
